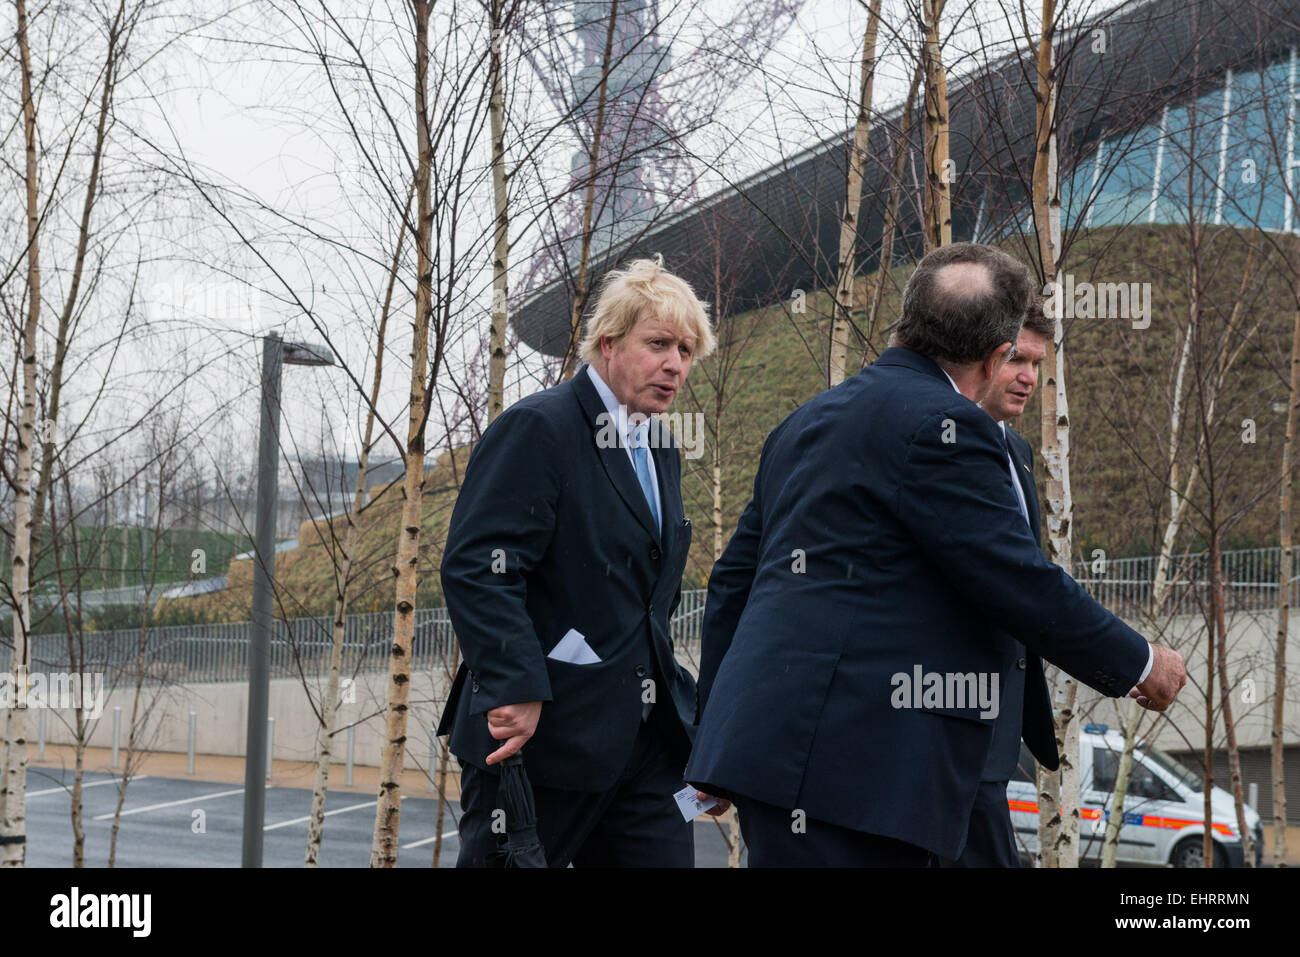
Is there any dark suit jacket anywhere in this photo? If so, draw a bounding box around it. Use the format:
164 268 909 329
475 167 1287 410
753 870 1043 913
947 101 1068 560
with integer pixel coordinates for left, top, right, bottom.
982 426 1059 782
684 346 1149 860
437 367 696 792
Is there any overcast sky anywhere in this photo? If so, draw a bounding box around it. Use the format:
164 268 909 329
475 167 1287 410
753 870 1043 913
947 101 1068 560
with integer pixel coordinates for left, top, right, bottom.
7 0 1130 504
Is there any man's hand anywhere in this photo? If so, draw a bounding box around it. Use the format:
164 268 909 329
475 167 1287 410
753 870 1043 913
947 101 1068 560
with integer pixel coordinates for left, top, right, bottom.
696 791 731 816
1131 643 1186 711
485 701 543 765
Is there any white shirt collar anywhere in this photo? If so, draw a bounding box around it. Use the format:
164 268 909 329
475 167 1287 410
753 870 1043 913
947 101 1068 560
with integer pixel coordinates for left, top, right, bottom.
586 365 647 445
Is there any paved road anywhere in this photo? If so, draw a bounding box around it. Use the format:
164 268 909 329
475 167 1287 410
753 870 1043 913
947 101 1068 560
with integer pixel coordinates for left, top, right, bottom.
24 767 741 867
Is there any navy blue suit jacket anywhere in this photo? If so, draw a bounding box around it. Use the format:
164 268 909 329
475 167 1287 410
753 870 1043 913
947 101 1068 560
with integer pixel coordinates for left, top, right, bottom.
685 347 1148 859
983 426 1059 781
437 368 696 792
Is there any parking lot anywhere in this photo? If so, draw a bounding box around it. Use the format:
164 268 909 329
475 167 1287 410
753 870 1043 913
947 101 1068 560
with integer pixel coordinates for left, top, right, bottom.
22 749 740 868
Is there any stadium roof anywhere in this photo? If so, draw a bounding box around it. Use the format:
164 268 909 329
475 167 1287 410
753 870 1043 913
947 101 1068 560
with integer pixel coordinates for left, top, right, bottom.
513 0 1300 356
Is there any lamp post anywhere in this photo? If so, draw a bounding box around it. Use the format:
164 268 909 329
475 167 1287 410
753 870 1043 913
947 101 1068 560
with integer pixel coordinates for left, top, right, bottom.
242 331 334 868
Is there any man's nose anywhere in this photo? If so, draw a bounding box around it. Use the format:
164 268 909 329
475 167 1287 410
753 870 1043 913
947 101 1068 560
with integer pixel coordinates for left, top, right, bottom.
662 350 683 376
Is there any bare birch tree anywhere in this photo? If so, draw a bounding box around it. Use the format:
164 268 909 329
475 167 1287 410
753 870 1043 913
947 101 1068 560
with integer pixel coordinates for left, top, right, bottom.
2 0 42 867
829 0 884 387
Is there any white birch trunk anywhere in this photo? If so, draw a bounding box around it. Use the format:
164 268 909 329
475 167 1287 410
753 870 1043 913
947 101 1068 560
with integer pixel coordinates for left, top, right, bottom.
829 0 882 386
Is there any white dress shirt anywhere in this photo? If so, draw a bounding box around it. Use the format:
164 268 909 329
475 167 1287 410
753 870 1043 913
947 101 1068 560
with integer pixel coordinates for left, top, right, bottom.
587 365 662 524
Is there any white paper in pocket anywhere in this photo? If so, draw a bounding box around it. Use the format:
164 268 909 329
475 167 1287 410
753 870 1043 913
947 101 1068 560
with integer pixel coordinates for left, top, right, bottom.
547 628 601 665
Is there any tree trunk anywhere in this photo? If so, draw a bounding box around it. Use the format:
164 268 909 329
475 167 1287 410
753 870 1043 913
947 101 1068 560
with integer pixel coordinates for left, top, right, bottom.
1031 0 1079 869
560 0 620 380
487 0 510 418
305 189 407 868
2 0 42 868
431 644 459 868
1211 529 1254 865
30 0 128 562
921 0 951 251
863 62 922 365
1102 305 1199 867
50 479 88 867
1273 246 1298 867
108 611 151 868
371 0 434 868
829 0 882 386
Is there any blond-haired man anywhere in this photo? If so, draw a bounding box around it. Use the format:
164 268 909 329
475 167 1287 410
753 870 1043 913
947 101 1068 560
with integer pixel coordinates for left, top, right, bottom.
438 258 718 867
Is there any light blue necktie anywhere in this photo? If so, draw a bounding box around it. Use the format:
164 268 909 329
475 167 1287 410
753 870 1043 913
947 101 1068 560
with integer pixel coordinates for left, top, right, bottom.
631 426 660 536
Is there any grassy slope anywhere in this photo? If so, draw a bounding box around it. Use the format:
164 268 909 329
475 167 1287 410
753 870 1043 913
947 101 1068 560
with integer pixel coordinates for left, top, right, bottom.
155 449 468 624
4 527 255 594
159 224 1297 621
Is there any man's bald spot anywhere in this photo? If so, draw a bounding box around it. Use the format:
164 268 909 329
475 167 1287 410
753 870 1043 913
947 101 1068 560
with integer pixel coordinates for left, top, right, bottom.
932 261 995 311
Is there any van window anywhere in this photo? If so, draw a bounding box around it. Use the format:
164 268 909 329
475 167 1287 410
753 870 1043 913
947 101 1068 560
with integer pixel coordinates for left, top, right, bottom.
1090 745 1173 800
1092 747 1117 791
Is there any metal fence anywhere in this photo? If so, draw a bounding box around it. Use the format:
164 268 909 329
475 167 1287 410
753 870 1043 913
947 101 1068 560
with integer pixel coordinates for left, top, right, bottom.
1069 546 1300 620
24 546 1297 686
29 589 712 687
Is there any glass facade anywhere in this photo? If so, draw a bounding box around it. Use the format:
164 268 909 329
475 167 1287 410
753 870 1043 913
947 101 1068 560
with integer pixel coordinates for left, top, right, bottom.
1061 49 1299 233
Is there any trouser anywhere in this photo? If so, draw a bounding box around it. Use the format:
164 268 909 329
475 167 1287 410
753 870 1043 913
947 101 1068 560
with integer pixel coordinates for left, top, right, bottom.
455 711 693 868
944 779 1020 867
733 793 937 867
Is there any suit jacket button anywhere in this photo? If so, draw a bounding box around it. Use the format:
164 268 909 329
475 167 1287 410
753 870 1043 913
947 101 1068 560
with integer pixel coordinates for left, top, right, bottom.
647 603 654 615
1017 657 1026 670
649 546 661 560
635 664 647 677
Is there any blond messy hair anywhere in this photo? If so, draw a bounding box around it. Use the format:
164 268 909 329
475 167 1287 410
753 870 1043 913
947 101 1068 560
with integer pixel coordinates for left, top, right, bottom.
578 256 716 366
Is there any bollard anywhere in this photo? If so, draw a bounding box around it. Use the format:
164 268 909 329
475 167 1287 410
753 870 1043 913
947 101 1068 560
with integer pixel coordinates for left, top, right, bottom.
111 706 121 768
345 724 355 787
37 707 46 760
1248 781 1258 811
187 711 196 775
266 717 274 782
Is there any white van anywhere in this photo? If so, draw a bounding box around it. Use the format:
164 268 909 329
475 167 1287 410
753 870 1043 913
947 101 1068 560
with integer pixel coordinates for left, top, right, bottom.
1005 725 1262 867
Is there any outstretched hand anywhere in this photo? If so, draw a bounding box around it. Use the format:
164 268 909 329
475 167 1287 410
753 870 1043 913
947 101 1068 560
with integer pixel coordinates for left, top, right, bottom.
1131 644 1186 711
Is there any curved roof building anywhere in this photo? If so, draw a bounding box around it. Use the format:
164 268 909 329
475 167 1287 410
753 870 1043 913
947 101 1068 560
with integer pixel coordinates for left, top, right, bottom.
513 0 1300 356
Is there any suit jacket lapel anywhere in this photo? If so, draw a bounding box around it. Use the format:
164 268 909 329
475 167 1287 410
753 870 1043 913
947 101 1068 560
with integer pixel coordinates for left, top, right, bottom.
651 422 681 549
572 368 662 541
1007 429 1041 544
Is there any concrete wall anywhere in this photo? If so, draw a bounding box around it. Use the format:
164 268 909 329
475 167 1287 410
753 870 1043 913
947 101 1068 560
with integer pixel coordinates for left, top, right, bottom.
29 607 1300 766
38 670 457 771
1078 609 1300 752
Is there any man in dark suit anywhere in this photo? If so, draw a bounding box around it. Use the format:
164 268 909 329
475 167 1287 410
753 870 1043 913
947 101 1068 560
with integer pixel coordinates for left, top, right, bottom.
946 314 1057 867
438 258 720 867
686 242 1185 867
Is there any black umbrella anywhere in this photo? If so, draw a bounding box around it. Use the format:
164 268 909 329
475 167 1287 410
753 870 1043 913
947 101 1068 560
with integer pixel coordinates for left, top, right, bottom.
486 752 548 868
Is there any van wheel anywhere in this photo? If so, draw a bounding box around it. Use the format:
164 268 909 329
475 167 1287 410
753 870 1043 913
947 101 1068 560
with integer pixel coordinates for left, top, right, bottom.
1170 837 1227 868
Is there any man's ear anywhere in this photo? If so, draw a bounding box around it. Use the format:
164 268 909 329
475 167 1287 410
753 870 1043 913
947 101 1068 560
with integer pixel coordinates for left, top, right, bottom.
983 341 1014 382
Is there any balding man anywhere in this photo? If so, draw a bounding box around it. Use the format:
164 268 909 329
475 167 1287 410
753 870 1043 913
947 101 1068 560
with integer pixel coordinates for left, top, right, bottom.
686 243 1185 867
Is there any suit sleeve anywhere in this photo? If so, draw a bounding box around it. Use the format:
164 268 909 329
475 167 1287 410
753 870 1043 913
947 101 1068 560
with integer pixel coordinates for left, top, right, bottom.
440 405 559 714
895 402 1149 697
696 443 769 720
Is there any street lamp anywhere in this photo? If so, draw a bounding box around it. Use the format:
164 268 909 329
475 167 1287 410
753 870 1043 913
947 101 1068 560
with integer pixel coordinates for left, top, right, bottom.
242 331 335 868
